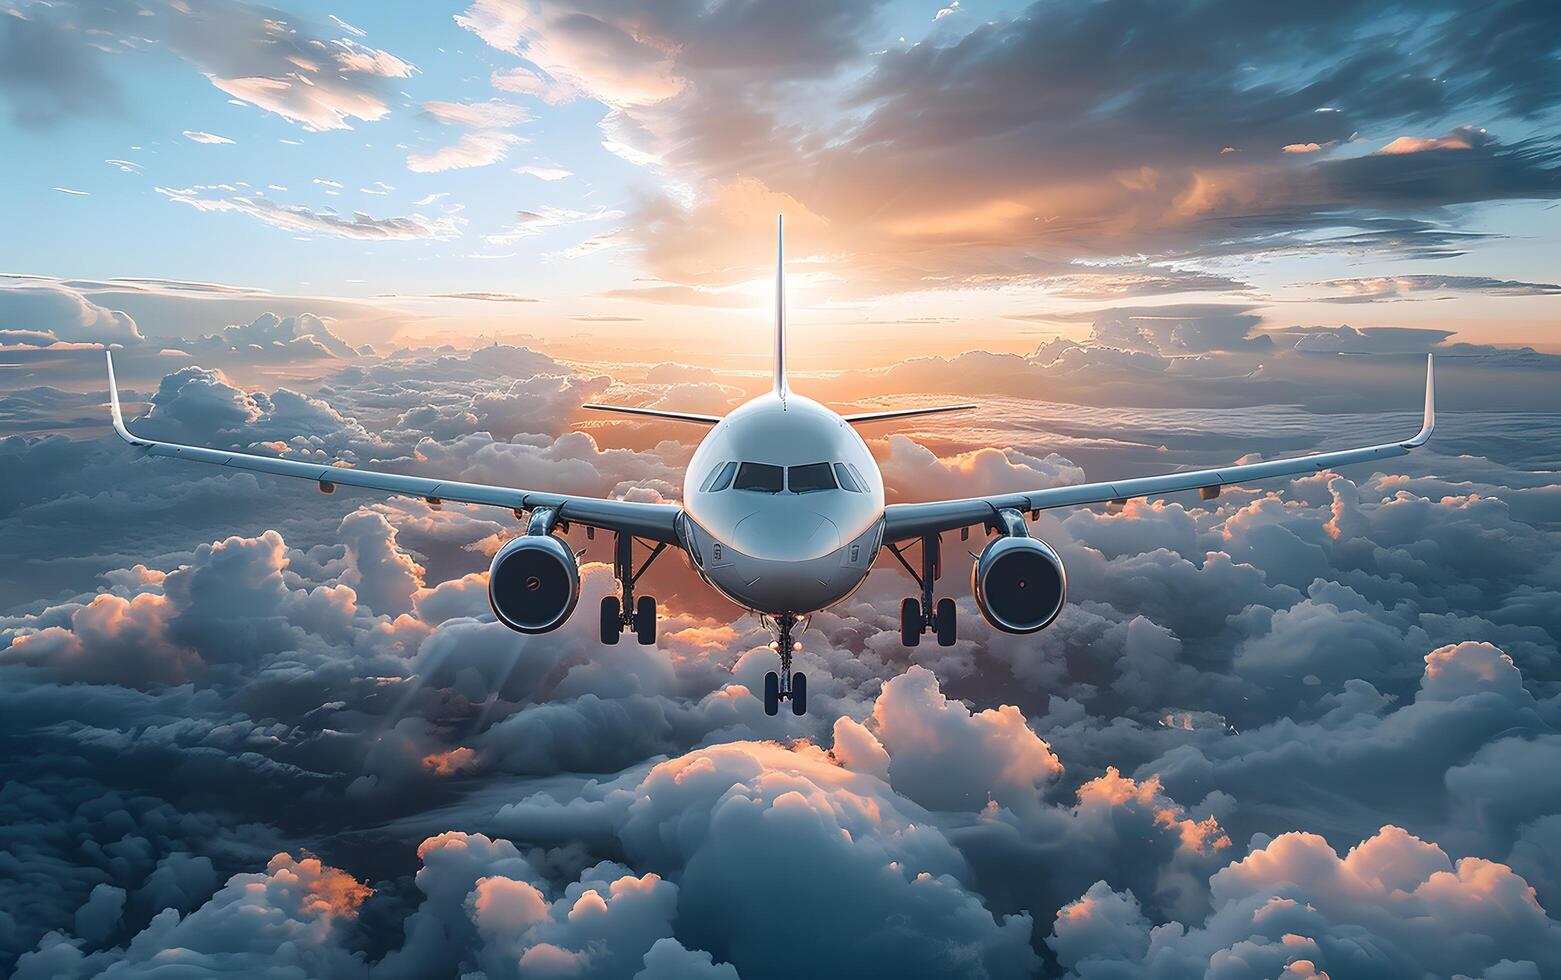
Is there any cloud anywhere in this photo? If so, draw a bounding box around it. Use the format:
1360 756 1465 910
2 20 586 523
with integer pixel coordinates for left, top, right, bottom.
181 130 234 145
1049 826 1561 978
1304 274 1561 302
0 0 415 133
422 99 531 128
0 5 119 126
165 0 414 132
513 0 1561 295
3 327 1561 977
871 666 1064 817
514 165 573 181
407 131 525 173
0 285 143 346
156 187 463 240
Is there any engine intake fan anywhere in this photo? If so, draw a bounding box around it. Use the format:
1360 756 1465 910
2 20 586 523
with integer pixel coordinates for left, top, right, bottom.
972 508 1067 634
488 508 580 634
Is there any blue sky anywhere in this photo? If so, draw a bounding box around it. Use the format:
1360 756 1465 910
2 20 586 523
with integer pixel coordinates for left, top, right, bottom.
2 0 1559 357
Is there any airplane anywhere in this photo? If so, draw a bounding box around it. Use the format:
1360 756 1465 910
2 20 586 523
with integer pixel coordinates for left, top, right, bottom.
104 216 1435 717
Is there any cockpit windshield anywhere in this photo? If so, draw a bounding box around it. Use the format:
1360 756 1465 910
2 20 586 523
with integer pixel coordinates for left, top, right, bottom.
702 460 866 494
787 462 836 493
733 462 785 493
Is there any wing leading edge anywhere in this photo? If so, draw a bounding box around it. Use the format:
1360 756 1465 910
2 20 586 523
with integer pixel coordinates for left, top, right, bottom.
842 404 977 425
105 351 683 542
883 354 1436 541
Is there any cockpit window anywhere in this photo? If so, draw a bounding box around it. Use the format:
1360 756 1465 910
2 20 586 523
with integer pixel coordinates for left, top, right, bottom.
833 462 864 493
847 463 868 491
700 460 737 493
788 462 837 493
733 462 784 493
699 461 725 492
709 461 738 492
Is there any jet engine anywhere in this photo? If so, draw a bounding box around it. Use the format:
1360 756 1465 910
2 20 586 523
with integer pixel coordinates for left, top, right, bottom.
971 510 1067 634
487 529 580 634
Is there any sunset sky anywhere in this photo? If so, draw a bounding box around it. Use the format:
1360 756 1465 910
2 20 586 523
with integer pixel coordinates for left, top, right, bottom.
2 3 1560 979
3 0 1560 362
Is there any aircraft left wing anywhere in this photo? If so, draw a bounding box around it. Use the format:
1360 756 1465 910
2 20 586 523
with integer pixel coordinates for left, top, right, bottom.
105 352 683 543
841 404 976 425
883 355 1435 541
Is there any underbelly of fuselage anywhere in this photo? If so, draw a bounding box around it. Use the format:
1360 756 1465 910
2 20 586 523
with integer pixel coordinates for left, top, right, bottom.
678 514 884 616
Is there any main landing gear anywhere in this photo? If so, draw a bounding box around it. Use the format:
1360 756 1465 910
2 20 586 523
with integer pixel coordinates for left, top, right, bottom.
886 533 957 647
762 614 808 716
600 532 667 645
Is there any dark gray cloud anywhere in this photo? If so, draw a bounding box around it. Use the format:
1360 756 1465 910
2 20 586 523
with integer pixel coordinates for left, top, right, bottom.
569 0 1561 293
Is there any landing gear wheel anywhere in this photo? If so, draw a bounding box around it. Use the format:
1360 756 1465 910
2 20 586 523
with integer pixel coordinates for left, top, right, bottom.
900 597 923 647
935 597 957 647
790 672 807 716
634 595 657 645
763 671 780 716
600 596 621 645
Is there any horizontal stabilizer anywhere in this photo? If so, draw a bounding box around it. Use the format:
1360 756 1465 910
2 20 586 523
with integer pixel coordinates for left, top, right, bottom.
581 403 723 425
842 404 976 425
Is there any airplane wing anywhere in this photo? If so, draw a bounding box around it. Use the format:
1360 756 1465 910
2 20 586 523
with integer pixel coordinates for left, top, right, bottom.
104 352 683 543
841 404 976 425
581 403 722 425
882 355 1435 542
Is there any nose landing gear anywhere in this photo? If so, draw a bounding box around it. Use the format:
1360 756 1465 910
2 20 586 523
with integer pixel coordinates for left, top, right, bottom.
761 614 808 716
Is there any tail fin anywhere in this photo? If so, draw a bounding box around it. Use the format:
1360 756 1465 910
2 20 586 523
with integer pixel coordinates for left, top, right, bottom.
773 213 787 400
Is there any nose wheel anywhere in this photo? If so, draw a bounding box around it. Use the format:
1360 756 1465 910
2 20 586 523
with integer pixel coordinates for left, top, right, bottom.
762 615 808 716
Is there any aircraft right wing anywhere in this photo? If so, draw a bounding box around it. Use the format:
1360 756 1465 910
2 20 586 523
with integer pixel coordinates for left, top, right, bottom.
883 355 1436 542
581 403 722 425
105 352 683 543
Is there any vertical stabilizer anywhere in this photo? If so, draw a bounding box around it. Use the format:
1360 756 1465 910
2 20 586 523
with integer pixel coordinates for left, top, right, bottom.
773 213 787 400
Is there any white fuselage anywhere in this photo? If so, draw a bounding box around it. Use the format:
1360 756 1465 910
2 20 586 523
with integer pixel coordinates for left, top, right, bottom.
679 392 886 617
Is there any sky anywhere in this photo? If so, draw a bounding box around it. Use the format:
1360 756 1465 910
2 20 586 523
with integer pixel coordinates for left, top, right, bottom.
2 2 1561 979
2 0 1561 361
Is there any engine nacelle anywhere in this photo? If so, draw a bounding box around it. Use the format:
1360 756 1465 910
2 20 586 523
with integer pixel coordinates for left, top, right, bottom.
487 533 580 634
972 520 1067 634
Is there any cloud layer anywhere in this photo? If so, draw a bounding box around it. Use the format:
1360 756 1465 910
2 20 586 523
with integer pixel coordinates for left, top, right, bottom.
1 305 1559 976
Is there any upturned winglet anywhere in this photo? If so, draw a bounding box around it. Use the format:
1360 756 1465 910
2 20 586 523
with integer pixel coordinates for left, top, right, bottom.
1402 353 1435 448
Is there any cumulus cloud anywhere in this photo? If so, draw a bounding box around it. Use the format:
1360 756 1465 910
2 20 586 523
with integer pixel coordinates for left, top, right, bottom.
1050 825 1561 978
2 325 1560 977
0 285 143 346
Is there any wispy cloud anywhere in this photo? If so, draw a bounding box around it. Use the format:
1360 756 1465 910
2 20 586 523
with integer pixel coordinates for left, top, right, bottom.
407 131 524 173
156 187 462 241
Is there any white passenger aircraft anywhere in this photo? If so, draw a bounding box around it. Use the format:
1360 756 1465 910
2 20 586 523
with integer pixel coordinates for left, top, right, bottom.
105 217 1435 715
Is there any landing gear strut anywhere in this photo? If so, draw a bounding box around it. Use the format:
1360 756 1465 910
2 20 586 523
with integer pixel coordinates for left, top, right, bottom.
762 614 808 716
600 532 666 645
886 533 957 647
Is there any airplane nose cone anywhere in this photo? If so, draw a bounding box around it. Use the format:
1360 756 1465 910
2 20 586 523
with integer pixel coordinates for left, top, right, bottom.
732 510 840 561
